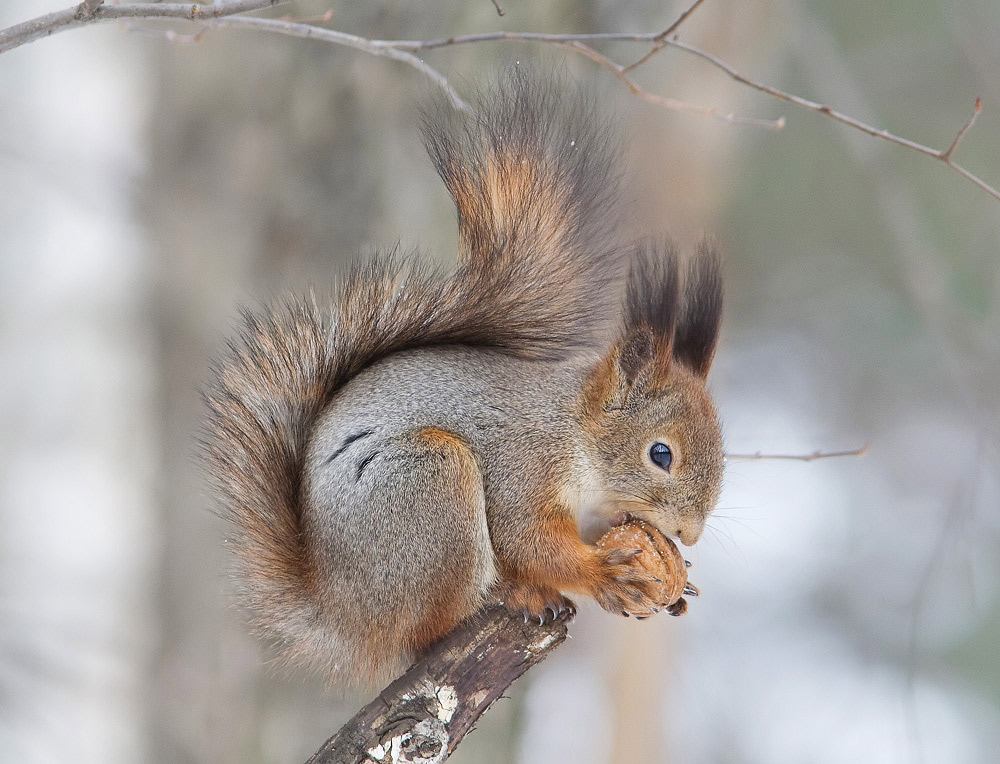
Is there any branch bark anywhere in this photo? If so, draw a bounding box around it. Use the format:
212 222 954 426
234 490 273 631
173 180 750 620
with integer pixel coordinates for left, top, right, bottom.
74 0 104 22
308 606 569 764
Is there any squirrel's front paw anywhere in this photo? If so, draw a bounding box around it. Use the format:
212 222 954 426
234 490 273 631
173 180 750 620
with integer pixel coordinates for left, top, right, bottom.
494 581 577 625
592 521 693 619
591 546 667 619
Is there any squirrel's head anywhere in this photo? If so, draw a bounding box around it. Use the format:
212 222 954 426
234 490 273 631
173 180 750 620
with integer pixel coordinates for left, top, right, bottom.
582 240 724 546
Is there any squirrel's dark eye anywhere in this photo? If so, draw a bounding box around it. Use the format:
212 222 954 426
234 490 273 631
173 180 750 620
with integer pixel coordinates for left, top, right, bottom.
649 442 673 471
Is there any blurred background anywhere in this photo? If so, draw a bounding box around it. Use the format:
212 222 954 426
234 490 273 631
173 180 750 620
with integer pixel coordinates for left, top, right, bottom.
2 1 998 762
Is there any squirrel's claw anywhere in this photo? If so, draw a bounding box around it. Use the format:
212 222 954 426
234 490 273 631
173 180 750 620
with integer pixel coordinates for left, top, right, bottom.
666 598 688 617
495 581 577 626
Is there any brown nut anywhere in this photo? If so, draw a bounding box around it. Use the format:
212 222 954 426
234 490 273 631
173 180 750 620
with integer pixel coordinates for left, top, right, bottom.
595 520 690 609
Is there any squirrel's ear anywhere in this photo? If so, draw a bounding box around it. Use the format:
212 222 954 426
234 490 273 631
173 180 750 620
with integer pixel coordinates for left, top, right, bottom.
594 241 679 407
588 330 658 413
613 329 659 390
673 239 723 378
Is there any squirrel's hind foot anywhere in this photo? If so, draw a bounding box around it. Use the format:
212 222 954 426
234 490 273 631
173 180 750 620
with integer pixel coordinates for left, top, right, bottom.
494 581 577 625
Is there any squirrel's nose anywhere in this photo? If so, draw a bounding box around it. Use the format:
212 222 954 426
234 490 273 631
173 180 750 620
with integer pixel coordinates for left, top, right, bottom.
677 521 705 547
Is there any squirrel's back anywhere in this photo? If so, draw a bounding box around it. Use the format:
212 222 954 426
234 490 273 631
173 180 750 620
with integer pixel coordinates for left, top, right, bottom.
305 344 590 515
203 69 625 678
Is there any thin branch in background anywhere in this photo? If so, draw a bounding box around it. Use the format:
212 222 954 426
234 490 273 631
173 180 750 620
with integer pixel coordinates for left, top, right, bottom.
206 15 471 111
0 0 291 53
489 0 506 18
622 0 705 74
725 443 870 462
656 0 707 40
209 15 775 126
662 38 1000 201
941 97 981 161
0 2 996 202
562 38 783 129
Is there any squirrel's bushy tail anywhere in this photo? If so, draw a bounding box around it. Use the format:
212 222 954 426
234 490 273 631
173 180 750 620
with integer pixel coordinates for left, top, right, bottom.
422 67 624 345
204 69 624 676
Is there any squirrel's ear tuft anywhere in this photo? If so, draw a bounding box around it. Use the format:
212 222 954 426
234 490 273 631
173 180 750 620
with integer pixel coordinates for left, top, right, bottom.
624 238 680 348
618 239 679 387
672 239 724 378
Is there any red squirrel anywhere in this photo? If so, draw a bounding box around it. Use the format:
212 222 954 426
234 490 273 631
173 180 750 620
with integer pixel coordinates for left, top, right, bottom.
205 70 724 683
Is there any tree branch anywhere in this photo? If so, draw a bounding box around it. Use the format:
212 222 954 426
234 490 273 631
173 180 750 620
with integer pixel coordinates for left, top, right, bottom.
940 97 981 162
205 15 471 111
622 0 705 74
306 606 569 764
725 443 870 462
0 0 290 53
1 2 996 202
214 23 998 200
560 38 783 129
660 37 999 202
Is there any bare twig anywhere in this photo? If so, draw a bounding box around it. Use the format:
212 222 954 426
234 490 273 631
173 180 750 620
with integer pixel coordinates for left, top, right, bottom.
656 0 707 41
563 39 783 129
2 3 996 201
206 17 777 126
940 97 981 162
622 0 705 74
0 8 771 124
206 15 470 111
663 38 1000 201
725 443 870 462
205 17 755 120
306 606 569 764
489 0 506 18
0 0 290 53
